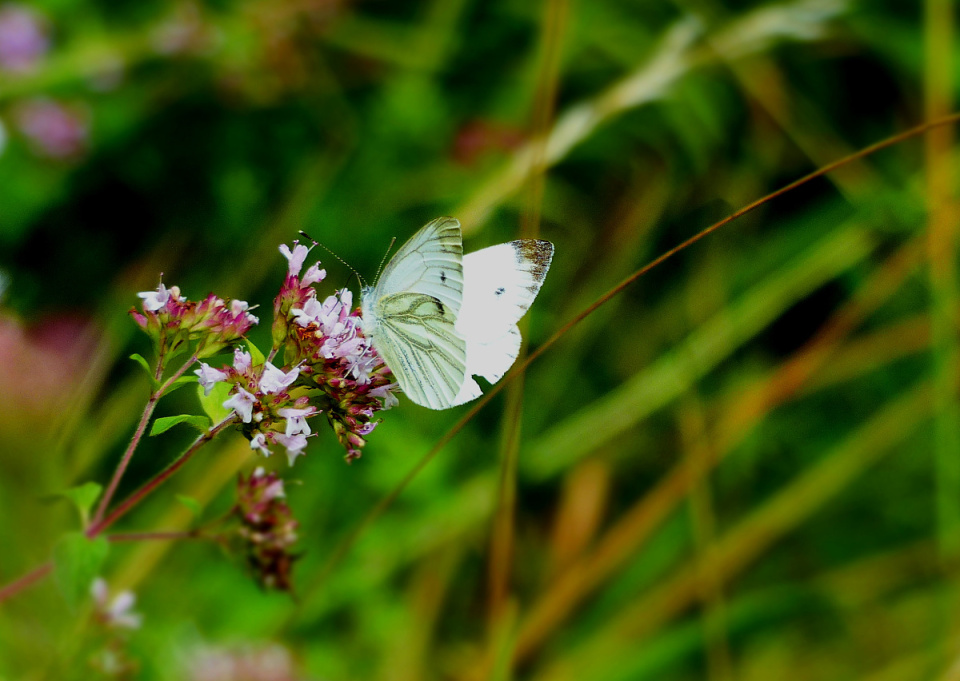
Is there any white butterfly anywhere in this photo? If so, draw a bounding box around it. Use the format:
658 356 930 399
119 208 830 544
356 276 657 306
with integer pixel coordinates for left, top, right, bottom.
360 217 554 410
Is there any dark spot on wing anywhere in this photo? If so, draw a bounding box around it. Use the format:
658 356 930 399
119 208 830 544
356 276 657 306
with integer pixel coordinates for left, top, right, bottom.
495 287 505 296
440 271 447 283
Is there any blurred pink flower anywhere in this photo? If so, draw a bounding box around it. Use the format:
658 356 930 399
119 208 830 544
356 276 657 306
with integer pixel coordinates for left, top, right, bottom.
188 644 303 681
13 98 90 160
0 4 49 73
0 312 99 421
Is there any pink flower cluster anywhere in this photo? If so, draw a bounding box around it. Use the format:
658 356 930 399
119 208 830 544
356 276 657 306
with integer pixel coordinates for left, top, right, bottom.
0 4 49 73
131 283 258 359
195 347 316 466
134 241 399 466
235 468 299 591
270 241 398 461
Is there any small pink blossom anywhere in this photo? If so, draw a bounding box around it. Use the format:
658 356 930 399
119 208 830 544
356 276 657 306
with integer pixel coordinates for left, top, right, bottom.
233 348 251 373
302 263 326 286
274 433 308 466
14 98 90 160
91 578 142 630
279 242 310 277
224 387 256 423
291 296 324 328
370 383 400 410
279 406 315 437
249 433 271 457
0 5 49 73
253 467 285 500
195 363 227 395
137 283 171 312
259 362 298 394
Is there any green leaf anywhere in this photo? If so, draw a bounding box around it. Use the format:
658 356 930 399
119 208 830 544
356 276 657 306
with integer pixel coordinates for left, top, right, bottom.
198 381 234 424
62 482 102 528
175 494 203 520
246 339 266 369
163 375 199 396
129 353 154 380
53 533 109 609
149 414 211 436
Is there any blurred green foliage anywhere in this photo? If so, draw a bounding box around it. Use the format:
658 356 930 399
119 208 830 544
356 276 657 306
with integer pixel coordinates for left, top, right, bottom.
0 0 955 679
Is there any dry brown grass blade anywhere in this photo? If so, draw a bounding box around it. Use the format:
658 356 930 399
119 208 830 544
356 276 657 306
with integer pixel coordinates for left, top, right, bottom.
512 235 923 660
532 381 932 680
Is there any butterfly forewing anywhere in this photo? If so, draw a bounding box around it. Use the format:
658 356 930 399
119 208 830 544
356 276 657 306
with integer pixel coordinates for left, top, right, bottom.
455 240 554 340
373 216 465 317
372 292 467 410
449 239 554 407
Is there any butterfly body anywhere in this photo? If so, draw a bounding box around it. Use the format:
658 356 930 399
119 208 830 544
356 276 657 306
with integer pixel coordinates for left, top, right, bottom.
361 217 553 410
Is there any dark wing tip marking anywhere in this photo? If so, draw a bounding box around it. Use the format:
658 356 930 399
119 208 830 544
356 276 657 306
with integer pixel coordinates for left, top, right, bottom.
512 239 555 281
495 286 505 296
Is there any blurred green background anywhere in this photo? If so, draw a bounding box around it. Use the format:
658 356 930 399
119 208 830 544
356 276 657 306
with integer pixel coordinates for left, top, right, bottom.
0 0 956 679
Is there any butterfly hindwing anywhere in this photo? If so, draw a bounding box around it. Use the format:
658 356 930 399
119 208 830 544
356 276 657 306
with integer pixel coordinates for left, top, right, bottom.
371 291 467 410
451 325 521 406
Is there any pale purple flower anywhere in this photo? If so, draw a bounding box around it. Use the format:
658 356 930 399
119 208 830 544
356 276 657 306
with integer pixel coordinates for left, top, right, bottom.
187 644 298 681
14 98 90 159
279 406 314 437
302 263 326 286
370 383 400 410
224 387 256 423
316 290 352 336
138 282 171 312
0 4 49 73
252 466 286 500
195 363 227 395
274 433 308 466
91 578 142 630
233 348 251 373
259 362 298 394
279 242 310 277
291 296 324 328
356 421 377 436
249 432 271 457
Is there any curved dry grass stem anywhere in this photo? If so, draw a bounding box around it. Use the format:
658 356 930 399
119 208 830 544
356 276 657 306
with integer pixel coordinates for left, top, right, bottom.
284 112 960 628
485 0 569 659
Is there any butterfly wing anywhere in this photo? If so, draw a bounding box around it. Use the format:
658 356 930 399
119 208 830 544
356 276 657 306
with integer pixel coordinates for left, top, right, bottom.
452 239 554 406
371 291 467 410
374 216 464 316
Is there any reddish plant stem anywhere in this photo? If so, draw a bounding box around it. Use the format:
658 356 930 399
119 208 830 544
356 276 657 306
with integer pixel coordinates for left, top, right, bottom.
86 413 236 538
0 413 237 605
107 530 212 542
91 397 158 528
91 354 198 527
0 563 53 603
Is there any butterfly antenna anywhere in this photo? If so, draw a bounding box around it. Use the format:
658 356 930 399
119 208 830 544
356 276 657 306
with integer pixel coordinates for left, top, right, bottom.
299 230 367 288
373 237 397 285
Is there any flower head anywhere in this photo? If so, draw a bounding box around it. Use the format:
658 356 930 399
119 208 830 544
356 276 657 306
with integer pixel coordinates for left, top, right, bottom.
131 282 258 359
14 98 89 160
91 578 142 630
0 4 49 73
235 468 299 591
